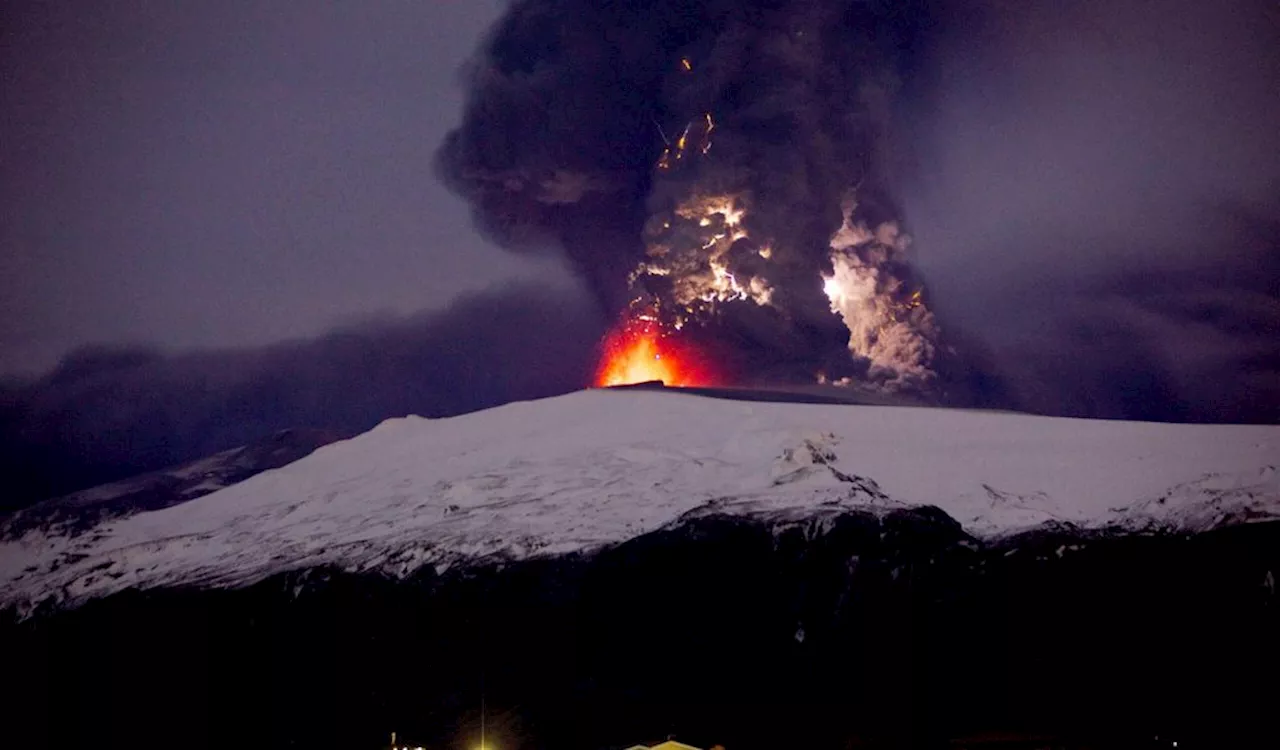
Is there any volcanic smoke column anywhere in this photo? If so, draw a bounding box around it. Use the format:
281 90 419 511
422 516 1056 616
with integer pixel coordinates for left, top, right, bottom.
437 0 941 392
821 196 940 392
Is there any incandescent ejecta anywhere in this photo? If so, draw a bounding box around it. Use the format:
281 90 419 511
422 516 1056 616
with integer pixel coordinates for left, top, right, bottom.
438 0 942 391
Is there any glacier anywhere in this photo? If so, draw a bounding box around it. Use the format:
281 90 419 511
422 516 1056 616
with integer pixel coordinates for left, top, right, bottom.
2 387 1276 616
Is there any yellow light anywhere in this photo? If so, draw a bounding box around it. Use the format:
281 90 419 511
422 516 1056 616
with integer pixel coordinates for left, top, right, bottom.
657 147 672 170
822 275 841 300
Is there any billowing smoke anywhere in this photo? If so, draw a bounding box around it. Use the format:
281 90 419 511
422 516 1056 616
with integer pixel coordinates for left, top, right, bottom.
824 198 939 391
438 0 941 391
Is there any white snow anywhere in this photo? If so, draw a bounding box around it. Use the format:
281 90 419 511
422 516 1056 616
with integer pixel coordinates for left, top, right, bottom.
1 388 1277 615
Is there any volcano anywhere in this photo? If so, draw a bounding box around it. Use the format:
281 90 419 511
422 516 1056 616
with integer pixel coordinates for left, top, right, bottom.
2 388 1278 748
594 317 720 388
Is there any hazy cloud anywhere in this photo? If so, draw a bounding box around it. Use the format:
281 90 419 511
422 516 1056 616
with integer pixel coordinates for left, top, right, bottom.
0 285 605 512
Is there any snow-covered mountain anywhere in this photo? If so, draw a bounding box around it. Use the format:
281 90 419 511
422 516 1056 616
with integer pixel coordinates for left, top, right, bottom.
2 387 1276 616
0 427 341 542
4 386 1278 749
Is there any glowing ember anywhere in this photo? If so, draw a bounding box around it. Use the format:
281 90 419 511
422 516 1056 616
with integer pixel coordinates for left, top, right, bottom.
594 317 715 387
700 112 715 154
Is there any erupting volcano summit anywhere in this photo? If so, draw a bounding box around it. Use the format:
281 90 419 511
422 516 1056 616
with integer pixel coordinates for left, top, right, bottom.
439 0 943 393
594 316 718 388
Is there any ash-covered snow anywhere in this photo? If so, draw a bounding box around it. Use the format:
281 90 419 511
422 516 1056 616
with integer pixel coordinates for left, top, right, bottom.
1 389 1276 615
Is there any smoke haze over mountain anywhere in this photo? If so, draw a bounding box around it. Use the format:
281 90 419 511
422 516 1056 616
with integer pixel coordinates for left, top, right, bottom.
0 286 604 512
437 0 1279 412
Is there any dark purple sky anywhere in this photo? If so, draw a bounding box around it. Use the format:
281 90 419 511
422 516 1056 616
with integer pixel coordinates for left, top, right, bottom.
900 0 1280 419
0 0 578 374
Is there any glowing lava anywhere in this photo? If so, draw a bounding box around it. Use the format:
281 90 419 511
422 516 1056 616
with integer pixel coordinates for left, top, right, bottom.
594 317 715 387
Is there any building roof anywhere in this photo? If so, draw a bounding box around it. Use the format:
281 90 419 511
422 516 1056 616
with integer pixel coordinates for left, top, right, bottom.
624 742 704 750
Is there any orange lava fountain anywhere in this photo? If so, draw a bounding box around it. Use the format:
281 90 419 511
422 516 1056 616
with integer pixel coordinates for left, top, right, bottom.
594 317 716 387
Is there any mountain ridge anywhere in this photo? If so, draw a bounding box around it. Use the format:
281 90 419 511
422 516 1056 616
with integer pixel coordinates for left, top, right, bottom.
2 387 1276 618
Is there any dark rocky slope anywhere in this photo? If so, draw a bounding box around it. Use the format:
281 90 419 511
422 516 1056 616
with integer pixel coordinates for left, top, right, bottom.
4 507 1277 749
0 428 343 541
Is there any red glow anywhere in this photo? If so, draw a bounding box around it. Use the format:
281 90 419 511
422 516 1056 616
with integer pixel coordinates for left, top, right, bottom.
594 317 716 387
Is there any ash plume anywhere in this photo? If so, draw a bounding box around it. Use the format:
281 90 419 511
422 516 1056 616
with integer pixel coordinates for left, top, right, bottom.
438 0 942 392
0 285 604 514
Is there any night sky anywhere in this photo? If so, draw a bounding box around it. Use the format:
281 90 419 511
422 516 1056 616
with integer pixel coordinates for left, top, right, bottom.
0 0 575 373
1 0 1277 510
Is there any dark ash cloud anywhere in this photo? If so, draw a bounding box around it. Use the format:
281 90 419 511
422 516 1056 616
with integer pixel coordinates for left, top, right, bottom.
436 0 1279 419
0 286 606 513
437 0 943 390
